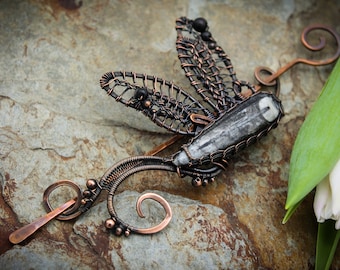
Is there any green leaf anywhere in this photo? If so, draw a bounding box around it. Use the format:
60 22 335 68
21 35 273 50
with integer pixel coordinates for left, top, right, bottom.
284 59 340 216
315 220 340 270
282 201 301 224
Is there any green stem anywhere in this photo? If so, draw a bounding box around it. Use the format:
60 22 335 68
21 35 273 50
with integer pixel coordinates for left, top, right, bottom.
315 220 340 270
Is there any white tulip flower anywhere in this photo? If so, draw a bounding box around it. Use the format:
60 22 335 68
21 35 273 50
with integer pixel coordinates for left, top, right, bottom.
314 159 340 230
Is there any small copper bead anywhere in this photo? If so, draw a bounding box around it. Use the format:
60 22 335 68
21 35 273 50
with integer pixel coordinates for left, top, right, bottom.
81 199 87 205
83 190 91 198
143 100 151 108
86 179 97 190
105 218 115 229
192 177 202 187
124 229 130 237
115 227 123 236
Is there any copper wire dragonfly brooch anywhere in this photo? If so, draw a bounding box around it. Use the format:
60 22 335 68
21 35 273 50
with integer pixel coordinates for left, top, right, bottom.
9 17 340 244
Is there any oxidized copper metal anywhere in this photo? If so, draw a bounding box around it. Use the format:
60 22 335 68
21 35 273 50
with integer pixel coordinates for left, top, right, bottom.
9 198 76 244
42 179 82 220
254 24 340 95
10 17 340 243
135 193 172 234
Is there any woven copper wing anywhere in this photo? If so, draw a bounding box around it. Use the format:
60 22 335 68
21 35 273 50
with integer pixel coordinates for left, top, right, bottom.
100 17 256 136
175 17 256 114
100 71 212 135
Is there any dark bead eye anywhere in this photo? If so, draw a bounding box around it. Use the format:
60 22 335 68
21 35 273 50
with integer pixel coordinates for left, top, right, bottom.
134 87 148 100
201 31 212 41
193 17 208 32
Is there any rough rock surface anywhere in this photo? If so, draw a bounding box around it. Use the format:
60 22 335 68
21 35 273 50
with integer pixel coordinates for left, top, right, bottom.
1 0 340 269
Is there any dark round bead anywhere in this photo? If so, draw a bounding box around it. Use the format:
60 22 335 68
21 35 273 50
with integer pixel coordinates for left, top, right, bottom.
83 190 92 198
201 31 212 41
115 227 123 236
193 17 208 32
134 87 148 101
208 41 216 50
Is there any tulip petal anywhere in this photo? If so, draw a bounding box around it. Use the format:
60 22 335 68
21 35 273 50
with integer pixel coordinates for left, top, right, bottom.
336 220 340 230
313 177 332 222
284 59 340 220
329 159 340 219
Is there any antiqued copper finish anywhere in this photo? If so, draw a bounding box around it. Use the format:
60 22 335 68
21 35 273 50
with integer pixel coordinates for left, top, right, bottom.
86 179 97 190
145 134 183 156
254 24 340 96
9 198 76 244
10 17 340 242
134 193 172 234
105 218 116 229
42 180 83 221
94 19 339 237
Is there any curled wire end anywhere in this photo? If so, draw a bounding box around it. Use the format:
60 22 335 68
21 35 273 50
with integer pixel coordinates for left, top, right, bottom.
43 180 83 220
254 66 281 97
301 24 340 65
106 192 173 236
135 193 172 234
254 24 340 96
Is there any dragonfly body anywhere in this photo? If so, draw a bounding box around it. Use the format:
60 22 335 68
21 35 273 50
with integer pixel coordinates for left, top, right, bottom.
45 17 286 237
92 17 285 235
173 92 283 167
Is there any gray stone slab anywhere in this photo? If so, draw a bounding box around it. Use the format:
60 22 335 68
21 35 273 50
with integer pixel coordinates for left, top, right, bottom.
1 0 339 269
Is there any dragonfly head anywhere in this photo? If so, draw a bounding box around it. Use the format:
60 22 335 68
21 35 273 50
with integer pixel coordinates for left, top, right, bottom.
258 95 281 122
